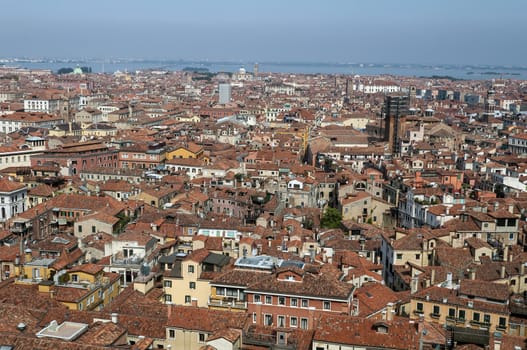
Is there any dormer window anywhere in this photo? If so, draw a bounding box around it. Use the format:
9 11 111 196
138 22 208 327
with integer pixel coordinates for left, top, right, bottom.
373 321 389 334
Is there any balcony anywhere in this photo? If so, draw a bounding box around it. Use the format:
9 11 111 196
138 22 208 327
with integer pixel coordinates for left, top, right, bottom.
208 297 247 310
446 316 466 325
110 254 144 267
469 320 491 328
430 313 441 319
10 225 29 234
243 329 296 350
448 325 489 346
413 310 424 316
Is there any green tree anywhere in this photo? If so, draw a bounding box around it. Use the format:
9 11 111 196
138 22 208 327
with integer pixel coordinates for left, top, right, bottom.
321 207 342 229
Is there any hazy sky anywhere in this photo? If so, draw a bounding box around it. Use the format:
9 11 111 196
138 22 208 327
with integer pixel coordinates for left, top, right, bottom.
1 0 525 65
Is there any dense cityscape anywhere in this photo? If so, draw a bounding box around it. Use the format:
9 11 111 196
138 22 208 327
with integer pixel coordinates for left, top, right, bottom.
0 57 526 350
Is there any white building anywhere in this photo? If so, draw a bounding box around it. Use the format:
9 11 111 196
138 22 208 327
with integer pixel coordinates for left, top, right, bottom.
24 98 60 114
0 177 27 228
219 83 231 104
97 105 121 121
104 232 158 286
0 112 64 133
265 84 295 95
508 133 527 155
353 80 400 94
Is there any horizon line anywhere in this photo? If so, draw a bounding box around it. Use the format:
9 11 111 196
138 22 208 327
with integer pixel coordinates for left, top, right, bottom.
1 57 526 69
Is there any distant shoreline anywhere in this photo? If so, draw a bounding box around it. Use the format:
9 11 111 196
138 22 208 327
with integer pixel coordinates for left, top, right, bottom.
1 59 526 80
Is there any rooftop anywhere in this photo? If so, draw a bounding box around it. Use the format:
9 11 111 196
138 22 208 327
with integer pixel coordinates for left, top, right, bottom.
36 320 89 341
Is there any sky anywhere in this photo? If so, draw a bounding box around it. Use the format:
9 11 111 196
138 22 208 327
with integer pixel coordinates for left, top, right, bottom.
1 0 526 66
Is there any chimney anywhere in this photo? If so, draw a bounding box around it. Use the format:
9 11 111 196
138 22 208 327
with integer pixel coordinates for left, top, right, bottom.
385 302 394 321
446 272 453 288
410 276 419 294
508 203 515 214
469 269 476 280
500 265 506 279
430 269 436 285
504 245 510 262
24 248 32 263
494 201 499 212
521 262 526 276
111 313 118 324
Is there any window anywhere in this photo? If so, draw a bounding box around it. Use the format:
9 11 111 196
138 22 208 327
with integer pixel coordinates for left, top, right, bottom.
216 287 225 296
252 313 257 323
415 254 420 260
169 329 175 338
498 317 506 329
185 295 191 304
416 302 423 311
71 274 78 282
483 314 491 325
199 333 206 343
396 253 403 260
473 312 480 322
291 298 298 307
91 225 96 233
290 317 298 327
188 265 195 273
78 225 82 233
433 305 440 316
278 297 285 305
448 308 455 318
323 301 331 310
189 282 196 289
264 314 273 326
278 315 285 327
300 318 308 329
265 295 272 304
165 294 172 303
458 310 466 321
164 280 172 288
301 299 308 308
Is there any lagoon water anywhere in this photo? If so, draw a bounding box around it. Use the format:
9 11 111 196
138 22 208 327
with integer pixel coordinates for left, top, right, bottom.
4 60 527 80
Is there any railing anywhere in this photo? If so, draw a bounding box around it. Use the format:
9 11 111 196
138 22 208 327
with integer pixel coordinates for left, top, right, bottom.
448 325 490 346
208 297 247 310
10 226 29 233
111 255 144 267
446 316 466 324
469 320 491 328
243 331 296 350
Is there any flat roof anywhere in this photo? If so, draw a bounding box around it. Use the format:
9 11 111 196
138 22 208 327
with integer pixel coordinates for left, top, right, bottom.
234 255 283 270
25 258 56 267
36 320 89 341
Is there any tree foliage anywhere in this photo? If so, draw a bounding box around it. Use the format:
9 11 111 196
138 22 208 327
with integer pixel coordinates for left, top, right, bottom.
321 207 342 229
